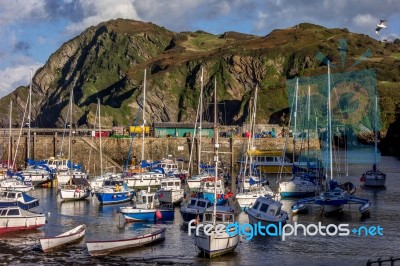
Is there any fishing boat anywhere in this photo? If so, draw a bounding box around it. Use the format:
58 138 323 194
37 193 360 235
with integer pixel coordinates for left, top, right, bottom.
0 206 46 234
119 190 174 222
0 190 39 210
94 178 135 205
246 195 289 226
193 78 239 258
156 178 184 205
186 172 213 190
180 197 212 223
58 177 92 201
200 177 226 204
86 228 166 256
40 224 86 252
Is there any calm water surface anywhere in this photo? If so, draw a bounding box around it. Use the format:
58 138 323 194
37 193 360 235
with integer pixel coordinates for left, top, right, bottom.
1 156 399 265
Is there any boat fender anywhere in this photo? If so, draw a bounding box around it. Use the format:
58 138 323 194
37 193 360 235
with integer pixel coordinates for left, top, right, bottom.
113 194 117 198
155 210 162 220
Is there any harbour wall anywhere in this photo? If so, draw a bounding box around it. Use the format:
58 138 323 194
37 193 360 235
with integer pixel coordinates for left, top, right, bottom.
3 133 321 176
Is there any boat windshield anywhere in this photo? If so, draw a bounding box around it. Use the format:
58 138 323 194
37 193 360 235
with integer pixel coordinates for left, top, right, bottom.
252 200 260 210
6 208 20 216
259 203 269 213
7 192 17 199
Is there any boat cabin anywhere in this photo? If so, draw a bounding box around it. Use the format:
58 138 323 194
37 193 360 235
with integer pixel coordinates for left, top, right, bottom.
136 191 157 209
188 198 212 209
160 179 181 190
0 191 23 200
200 178 223 190
251 196 283 217
43 157 69 171
0 207 22 217
203 211 235 224
103 180 124 187
157 159 179 173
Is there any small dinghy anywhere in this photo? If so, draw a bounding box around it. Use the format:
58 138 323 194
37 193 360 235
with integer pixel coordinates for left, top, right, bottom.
86 228 166 256
40 224 86 252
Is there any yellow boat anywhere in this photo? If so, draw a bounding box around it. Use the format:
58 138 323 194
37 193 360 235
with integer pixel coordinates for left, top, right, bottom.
244 150 292 174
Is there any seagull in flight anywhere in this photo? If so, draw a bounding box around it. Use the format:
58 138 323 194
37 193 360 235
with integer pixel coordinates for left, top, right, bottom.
375 20 388 37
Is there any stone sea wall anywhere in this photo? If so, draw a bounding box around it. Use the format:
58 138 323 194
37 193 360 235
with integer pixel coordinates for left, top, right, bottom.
4 134 321 176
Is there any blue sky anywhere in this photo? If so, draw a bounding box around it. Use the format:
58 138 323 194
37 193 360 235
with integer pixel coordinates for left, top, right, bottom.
0 0 399 98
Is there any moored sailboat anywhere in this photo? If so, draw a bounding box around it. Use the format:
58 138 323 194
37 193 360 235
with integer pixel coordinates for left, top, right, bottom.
193 77 239 258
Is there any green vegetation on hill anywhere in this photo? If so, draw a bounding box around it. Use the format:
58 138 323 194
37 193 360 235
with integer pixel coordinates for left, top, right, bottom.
0 20 399 155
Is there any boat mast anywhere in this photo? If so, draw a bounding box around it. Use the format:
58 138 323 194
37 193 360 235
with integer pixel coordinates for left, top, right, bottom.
292 78 299 164
307 85 311 161
8 100 12 169
374 94 378 170
27 68 32 160
327 61 333 180
249 86 258 177
98 98 103 177
141 69 147 164
68 89 73 168
198 67 204 175
213 77 218 225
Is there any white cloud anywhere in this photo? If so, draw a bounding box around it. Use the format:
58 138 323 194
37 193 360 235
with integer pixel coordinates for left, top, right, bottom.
65 0 141 35
0 0 47 26
0 63 42 98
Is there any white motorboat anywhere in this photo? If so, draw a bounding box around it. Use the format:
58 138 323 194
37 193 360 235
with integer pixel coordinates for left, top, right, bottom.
0 206 46 234
246 195 289 227
156 178 184 204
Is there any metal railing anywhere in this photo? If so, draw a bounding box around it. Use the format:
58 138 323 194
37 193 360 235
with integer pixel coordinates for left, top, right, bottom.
366 257 400 266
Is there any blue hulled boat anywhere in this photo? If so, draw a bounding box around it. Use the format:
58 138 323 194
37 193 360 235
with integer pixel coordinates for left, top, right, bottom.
180 197 212 223
94 179 135 205
119 190 174 222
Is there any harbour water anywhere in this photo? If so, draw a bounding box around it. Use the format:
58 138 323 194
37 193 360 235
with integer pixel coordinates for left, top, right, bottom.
1 156 399 265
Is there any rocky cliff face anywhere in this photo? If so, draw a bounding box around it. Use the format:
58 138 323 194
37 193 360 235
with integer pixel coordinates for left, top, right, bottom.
0 20 399 154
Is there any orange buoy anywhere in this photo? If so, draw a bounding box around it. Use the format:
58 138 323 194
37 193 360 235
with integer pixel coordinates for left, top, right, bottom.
155 210 162 219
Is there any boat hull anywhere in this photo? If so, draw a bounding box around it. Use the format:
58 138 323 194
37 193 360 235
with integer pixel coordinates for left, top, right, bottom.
157 190 184 204
363 177 386 187
40 224 86 252
120 208 174 222
194 228 239 258
86 228 166 256
59 189 91 201
94 191 134 205
279 181 318 198
247 210 287 228
0 210 46 234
